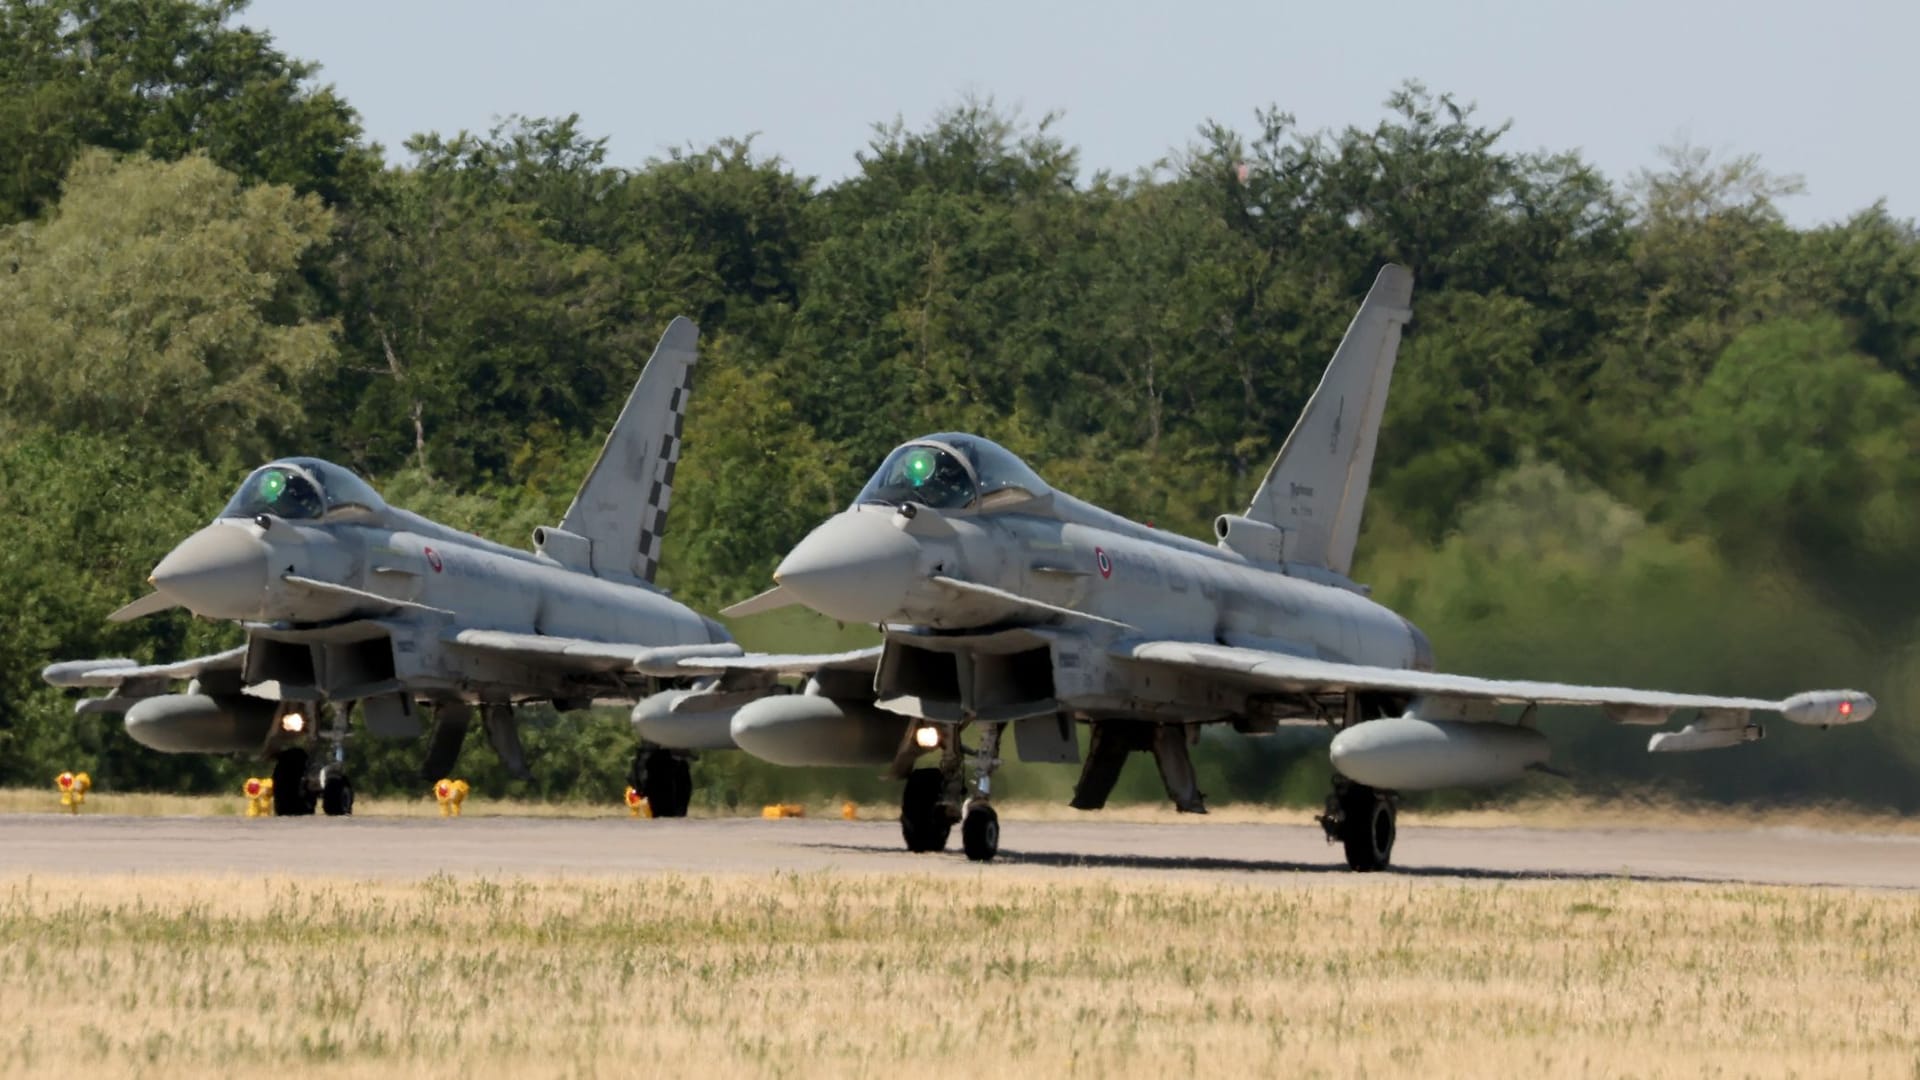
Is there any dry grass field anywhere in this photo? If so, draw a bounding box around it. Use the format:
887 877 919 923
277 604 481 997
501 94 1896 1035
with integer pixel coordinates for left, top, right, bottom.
0 872 1915 1079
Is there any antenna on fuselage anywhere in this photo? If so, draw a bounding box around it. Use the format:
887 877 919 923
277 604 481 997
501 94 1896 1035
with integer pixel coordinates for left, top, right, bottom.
1238 264 1413 577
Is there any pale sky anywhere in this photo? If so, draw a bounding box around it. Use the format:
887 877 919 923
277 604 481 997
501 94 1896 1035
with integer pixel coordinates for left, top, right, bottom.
243 0 1915 226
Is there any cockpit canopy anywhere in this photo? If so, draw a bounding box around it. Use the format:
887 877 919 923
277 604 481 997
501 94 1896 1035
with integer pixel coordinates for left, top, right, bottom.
855 433 1050 512
219 458 387 522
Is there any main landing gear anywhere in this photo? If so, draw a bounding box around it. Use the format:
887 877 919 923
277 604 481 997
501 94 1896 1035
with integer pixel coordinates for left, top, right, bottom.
900 767 952 852
629 747 693 818
899 721 1005 861
1319 780 1396 872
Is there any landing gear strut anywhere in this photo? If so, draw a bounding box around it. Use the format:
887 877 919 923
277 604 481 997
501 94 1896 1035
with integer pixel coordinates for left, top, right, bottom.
317 702 353 817
629 747 692 818
961 721 1005 862
1319 780 1396 872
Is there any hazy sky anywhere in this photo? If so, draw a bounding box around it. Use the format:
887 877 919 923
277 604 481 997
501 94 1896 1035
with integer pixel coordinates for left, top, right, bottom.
243 0 1914 226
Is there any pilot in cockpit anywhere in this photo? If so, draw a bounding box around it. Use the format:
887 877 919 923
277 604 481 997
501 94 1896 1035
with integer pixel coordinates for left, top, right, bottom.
218 458 385 522
855 433 1049 513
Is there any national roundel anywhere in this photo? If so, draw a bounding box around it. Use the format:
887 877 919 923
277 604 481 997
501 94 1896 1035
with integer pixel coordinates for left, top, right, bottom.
1095 547 1113 579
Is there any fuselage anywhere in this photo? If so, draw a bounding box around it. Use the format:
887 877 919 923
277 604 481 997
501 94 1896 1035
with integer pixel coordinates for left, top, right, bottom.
774 494 1431 723
146 458 725 704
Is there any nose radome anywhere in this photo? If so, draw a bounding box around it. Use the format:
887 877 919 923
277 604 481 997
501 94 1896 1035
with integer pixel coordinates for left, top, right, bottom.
774 511 922 624
149 522 270 620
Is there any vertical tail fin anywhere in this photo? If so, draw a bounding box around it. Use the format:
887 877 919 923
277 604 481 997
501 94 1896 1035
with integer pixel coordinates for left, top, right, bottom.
548 317 699 584
1241 265 1413 577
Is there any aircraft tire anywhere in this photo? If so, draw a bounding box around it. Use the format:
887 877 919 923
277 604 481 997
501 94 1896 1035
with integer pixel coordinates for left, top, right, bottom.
637 750 693 818
961 803 1000 863
321 773 355 817
271 749 316 817
1340 785 1395 872
899 768 951 853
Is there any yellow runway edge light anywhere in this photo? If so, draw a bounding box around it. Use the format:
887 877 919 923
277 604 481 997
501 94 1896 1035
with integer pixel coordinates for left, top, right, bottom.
761 803 805 819
55 771 91 813
242 777 274 817
434 778 470 817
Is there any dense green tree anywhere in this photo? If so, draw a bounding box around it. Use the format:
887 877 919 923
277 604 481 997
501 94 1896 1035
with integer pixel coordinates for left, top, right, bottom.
0 150 335 459
0 0 376 223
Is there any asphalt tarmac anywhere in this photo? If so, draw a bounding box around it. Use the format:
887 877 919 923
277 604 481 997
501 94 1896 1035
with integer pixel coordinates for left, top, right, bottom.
4 813 1917 888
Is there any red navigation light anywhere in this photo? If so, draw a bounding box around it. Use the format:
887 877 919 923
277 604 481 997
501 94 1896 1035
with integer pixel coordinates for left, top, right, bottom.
1839 700 1854 718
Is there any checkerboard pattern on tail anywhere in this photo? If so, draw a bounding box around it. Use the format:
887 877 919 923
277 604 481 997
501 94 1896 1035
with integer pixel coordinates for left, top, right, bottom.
634 362 693 584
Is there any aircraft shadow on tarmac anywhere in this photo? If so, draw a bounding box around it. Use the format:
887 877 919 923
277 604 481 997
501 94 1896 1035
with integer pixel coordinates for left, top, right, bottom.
802 840 1767 886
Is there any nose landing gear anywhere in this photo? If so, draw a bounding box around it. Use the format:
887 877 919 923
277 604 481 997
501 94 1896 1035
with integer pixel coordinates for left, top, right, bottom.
1318 780 1396 872
897 720 1006 859
961 721 1005 862
271 703 356 817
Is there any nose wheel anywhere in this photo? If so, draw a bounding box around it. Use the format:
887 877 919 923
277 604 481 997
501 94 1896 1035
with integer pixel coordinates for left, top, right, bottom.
961 802 999 861
320 772 355 816
1319 781 1396 872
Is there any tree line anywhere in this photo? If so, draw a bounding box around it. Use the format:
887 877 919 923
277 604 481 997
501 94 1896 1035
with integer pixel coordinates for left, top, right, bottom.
2 0 1916 808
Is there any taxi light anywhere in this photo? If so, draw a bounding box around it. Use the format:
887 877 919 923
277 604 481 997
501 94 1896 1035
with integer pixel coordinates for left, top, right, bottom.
280 711 307 734
55 771 92 813
434 778 470 817
914 725 940 749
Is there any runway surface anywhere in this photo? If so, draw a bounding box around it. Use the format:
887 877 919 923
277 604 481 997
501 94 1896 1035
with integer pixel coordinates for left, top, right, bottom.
4 813 1918 888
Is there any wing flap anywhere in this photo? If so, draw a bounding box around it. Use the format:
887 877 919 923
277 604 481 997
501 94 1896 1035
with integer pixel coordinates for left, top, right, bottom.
1114 640 1875 723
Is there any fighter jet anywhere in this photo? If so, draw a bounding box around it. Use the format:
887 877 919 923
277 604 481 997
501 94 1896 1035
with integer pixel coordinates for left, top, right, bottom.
43 318 738 817
648 266 1877 870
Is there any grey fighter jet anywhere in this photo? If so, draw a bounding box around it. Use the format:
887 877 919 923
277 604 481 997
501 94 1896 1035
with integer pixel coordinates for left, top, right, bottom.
649 267 1876 870
44 318 737 817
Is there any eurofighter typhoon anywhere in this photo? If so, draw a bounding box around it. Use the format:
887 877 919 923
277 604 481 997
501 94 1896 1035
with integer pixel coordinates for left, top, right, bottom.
44 319 737 816
648 267 1876 870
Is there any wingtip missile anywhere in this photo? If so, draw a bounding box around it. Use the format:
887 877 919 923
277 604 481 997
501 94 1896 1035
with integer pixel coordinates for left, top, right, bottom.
1779 690 1876 727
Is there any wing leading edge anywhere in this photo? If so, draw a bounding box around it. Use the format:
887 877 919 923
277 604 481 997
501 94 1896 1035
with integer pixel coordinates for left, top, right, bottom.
1113 640 1876 733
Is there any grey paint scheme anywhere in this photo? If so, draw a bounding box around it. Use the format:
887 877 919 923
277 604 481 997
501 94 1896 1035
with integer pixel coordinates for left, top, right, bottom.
652 265 1873 823
44 318 736 769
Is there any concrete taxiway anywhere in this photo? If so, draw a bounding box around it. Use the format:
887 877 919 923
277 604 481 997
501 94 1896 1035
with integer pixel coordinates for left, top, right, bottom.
3 814 1917 888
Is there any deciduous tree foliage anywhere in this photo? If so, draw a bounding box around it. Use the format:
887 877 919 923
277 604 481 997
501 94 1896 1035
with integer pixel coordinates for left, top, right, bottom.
0 150 335 459
3 0 1916 807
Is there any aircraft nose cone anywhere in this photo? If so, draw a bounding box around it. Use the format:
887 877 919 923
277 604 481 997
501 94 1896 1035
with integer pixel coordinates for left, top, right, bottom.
774 511 922 624
150 523 270 620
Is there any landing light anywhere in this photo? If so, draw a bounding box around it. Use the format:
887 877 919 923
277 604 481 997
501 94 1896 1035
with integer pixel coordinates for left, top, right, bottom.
280 712 306 734
914 725 940 749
